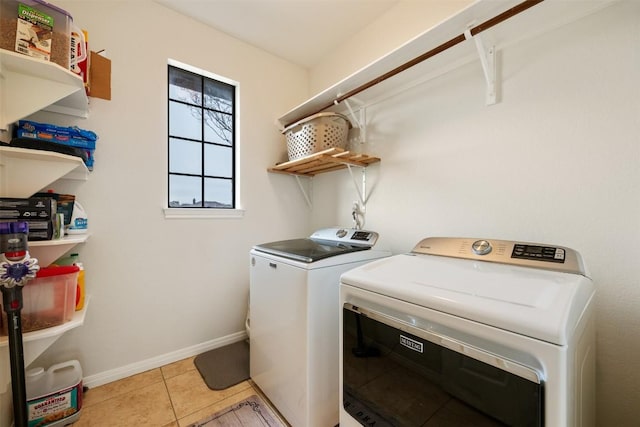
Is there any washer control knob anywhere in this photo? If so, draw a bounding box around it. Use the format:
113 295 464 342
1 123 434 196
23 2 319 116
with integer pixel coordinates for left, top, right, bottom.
472 240 492 255
336 229 348 238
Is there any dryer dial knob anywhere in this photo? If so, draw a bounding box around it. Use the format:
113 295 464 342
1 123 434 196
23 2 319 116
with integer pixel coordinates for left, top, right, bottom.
472 240 492 255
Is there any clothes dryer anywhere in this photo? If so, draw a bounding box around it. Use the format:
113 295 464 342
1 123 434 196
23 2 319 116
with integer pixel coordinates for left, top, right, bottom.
340 237 595 427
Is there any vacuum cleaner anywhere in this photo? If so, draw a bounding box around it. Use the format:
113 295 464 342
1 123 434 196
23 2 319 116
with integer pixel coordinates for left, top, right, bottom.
0 221 40 427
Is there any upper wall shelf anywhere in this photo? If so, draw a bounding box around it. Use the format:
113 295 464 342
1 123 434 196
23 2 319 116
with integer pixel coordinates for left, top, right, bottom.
0 146 89 198
0 49 89 130
268 148 380 208
268 148 380 177
29 234 91 267
277 0 618 128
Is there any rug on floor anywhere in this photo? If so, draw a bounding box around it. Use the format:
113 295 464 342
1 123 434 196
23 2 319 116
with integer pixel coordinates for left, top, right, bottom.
194 340 249 390
187 394 286 427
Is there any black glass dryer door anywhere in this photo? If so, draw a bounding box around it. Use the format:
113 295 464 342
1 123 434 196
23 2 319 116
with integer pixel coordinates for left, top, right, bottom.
342 304 543 427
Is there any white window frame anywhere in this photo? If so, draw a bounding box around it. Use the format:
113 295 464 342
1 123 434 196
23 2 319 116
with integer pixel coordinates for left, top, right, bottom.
164 58 244 219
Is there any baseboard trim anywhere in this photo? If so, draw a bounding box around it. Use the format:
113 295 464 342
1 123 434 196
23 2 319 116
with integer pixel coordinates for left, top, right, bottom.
82 331 248 389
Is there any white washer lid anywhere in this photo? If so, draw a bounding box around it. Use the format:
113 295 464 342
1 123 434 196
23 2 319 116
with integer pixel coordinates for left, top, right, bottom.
340 253 594 345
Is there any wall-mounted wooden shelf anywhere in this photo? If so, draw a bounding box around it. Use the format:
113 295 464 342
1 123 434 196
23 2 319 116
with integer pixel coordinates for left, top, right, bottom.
268 148 380 177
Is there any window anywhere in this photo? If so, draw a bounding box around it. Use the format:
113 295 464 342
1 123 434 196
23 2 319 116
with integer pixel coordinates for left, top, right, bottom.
167 62 236 210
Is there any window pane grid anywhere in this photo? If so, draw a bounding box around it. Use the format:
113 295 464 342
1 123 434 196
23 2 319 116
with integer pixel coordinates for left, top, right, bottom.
168 64 236 209
169 98 233 119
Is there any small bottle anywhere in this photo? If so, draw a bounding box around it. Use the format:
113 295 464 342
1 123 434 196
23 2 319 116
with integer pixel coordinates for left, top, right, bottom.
53 252 79 266
75 262 85 311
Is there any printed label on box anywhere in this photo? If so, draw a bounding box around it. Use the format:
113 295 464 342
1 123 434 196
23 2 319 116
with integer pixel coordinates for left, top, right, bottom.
15 4 53 61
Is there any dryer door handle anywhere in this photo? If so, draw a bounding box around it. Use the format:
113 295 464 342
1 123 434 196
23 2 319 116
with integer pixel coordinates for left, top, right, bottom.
269 262 277 269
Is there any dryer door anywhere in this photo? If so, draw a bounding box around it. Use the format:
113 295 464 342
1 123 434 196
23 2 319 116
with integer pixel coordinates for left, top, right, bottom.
342 303 544 427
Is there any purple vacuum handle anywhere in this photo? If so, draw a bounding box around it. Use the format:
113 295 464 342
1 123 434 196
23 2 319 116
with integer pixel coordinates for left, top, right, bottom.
0 221 39 288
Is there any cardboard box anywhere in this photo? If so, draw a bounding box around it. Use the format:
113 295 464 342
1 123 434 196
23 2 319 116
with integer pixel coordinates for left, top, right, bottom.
89 51 111 100
1 266 79 335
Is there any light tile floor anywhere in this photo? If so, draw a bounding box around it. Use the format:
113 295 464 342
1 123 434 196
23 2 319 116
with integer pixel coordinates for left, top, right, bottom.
73 356 288 427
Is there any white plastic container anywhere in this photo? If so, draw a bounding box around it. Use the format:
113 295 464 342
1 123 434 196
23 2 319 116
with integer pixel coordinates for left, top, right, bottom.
66 201 87 234
26 360 83 427
0 0 73 69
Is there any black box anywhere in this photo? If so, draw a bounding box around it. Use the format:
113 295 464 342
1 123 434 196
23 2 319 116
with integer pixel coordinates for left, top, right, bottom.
0 219 55 241
27 222 54 241
31 193 74 226
0 197 57 221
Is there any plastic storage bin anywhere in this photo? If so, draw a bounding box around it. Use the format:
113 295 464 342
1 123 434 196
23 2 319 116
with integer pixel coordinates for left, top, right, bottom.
1 265 78 335
26 360 83 427
0 0 72 69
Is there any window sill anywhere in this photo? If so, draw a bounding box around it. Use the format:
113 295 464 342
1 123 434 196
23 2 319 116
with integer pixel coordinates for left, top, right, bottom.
163 208 245 219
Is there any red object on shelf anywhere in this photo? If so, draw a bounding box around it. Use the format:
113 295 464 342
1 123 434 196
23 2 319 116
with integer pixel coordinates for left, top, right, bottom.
1 265 79 335
36 265 79 277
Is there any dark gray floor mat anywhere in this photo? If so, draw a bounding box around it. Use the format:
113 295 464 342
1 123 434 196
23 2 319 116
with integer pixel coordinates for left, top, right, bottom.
194 340 250 390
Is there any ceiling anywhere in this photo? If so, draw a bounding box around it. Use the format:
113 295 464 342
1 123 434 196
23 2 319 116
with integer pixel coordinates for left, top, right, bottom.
155 0 399 68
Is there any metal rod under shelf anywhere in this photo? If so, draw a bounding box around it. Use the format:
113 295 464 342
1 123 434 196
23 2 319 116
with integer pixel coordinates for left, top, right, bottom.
283 0 544 128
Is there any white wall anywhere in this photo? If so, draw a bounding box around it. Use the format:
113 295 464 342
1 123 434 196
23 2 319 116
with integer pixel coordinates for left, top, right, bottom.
310 1 640 425
28 0 310 383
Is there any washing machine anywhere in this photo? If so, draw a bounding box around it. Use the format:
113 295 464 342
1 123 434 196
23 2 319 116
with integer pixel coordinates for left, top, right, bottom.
340 237 596 427
250 228 391 427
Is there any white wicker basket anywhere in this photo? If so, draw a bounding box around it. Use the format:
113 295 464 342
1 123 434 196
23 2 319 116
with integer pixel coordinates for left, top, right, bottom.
283 112 351 161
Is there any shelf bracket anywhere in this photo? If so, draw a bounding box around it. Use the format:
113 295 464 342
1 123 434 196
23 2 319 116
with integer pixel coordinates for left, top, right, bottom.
346 164 368 207
339 98 367 144
287 163 371 212
464 29 497 105
294 175 312 208
292 165 366 210
268 148 380 211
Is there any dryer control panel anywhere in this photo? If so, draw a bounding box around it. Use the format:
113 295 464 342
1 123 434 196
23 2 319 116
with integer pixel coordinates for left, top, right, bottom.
511 243 565 263
412 237 587 276
310 228 378 247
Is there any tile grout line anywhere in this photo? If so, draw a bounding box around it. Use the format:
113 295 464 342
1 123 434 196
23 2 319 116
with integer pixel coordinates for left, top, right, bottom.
80 358 287 426
161 372 181 426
